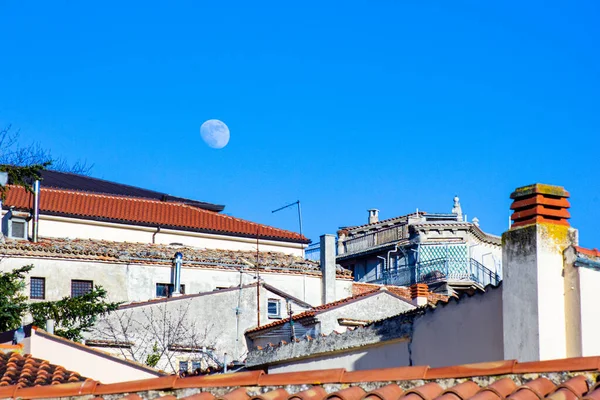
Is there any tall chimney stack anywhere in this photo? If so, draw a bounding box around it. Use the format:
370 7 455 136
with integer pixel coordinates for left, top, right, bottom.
502 183 572 362
368 209 379 224
320 234 336 304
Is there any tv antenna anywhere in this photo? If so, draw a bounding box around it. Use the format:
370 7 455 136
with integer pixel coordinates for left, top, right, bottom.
272 200 303 237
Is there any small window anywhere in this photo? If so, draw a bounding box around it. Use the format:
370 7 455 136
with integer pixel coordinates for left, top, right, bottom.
156 283 185 298
71 280 93 297
267 299 281 318
179 360 188 373
191 360 201 372
8 218 27 239
30 277 45 300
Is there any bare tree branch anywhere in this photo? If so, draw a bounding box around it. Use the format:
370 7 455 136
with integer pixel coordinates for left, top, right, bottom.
90 300 217 373
0 124 93 175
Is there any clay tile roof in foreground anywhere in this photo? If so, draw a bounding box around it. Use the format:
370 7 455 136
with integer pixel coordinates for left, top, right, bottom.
4 186 309 243
0 351 86 390
2 356 600 399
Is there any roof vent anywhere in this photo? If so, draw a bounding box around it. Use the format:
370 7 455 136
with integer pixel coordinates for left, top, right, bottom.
368 209 379 224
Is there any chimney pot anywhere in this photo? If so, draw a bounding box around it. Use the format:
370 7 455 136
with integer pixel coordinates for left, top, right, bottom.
368 209 379 224
509 183 570 228
410 283 429 307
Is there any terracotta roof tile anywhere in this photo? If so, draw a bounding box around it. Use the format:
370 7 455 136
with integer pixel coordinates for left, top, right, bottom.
1 356 600 400
363 384 404 400
0 237 343 278
0 352 85 390
4 186 308 243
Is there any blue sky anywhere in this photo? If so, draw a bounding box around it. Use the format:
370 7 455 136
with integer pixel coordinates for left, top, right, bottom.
1 1 599 247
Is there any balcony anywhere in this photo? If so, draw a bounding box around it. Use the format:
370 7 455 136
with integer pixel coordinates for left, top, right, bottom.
364 257 500 288
342 225 408 255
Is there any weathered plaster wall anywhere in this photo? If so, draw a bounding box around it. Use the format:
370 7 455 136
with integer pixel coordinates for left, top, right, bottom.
563 247 600 357
502 225 540 362
502 224 571 362
317 292 414 335
0 256 353 305
411 286 504 367
88 285 298 372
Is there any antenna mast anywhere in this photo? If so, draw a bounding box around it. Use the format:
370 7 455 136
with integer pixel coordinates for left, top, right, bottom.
272 200 303 237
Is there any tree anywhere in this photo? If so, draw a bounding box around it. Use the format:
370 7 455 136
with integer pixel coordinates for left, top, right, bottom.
0 124 93 196
0 265 34 332
29 286 121 342
91 300 217 373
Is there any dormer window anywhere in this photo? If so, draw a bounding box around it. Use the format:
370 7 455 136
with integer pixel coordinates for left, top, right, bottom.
8 217 27 240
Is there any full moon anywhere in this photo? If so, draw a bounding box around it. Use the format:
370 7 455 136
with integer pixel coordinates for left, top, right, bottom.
200 119 230 149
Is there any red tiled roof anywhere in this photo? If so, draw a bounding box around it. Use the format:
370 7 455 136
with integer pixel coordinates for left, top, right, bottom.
246 286 427 335
2 356 600 399
4 186 309 243
0 351 86 389
574 246 600 258
352 282 449 305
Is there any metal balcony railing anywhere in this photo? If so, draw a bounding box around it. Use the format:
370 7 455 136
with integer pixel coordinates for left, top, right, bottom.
363 257 500 288
343 225 408 255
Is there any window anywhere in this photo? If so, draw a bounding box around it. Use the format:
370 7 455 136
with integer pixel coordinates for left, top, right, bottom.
71 280 93 297
179 361 188 373
191 360 201 372
30 277 45 300
156 283 185 298
8 218 27 239
267 299 281 318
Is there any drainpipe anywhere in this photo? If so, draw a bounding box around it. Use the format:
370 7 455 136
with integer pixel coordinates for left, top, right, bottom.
152 226 161 244
172 252 182 296
32 180 40 242
376 256 386 282
386 244 400 275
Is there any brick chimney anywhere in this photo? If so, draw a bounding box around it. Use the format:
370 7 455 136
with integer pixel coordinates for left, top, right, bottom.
410 283 428 307
502 183 573 362
368 209 379 224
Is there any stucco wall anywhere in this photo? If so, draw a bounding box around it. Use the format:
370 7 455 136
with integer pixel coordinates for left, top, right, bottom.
0 255 353 305
88 284 315 372
269 340 410 373
317 292 414 335
34 215 305 256
411 286 504 367
30 330 160 383
577 267 600 356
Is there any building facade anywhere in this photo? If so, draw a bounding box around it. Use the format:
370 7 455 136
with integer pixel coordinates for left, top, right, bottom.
246 183 600 372
335 198 502 295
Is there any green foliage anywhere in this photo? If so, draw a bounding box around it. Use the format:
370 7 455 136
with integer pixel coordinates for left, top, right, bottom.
0 265 34 332
0 163 50 200
30 286 121 342
145 342 161 368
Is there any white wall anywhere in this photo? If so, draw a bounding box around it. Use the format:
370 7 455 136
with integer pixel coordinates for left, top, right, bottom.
577 267 600 356
30 329 160 383
317 292 414 335
35 214 305 256
0 255 353 305
411 286 504 367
